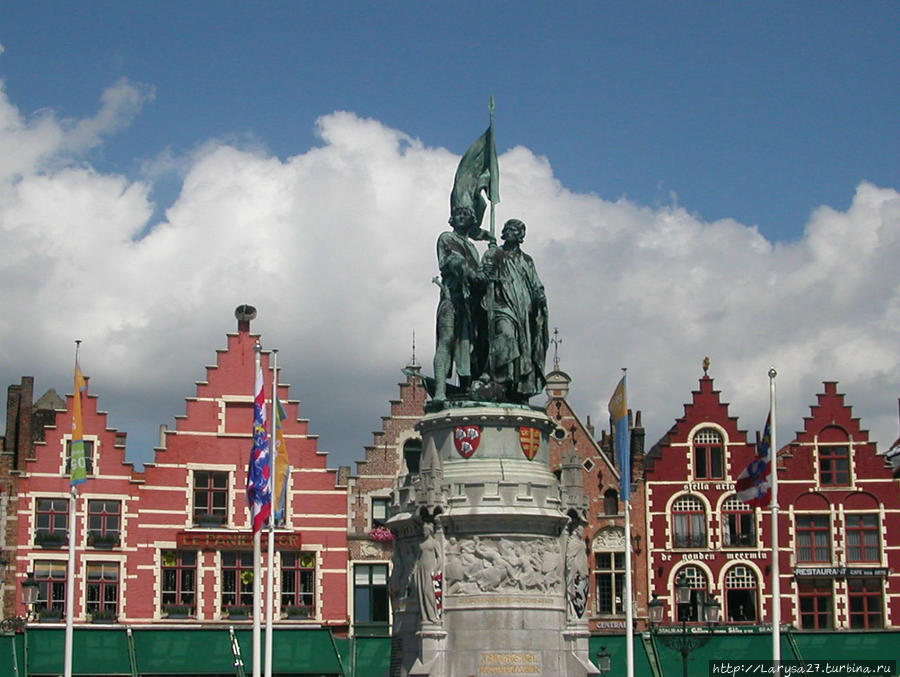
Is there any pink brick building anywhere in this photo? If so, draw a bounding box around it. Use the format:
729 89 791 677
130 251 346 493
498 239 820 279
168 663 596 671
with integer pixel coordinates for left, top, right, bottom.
8 311 349 630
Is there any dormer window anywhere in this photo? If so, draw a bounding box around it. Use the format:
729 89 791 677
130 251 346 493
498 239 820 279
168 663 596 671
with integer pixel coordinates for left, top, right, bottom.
693 428 723 479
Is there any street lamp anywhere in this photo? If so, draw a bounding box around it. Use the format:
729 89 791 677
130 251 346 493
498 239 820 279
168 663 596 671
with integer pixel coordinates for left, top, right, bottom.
595 646 611 676
1 572 37 634
648 587 720 677
21 572 38 618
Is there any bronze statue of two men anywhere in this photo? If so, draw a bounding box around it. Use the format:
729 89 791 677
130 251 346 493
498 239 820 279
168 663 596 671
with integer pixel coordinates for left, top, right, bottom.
432 205 549 406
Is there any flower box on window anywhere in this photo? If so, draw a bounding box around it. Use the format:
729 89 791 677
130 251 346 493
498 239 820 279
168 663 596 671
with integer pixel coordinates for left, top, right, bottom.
87 531 120 549
163 604 192 619
368 526 394 542
90 609 118 624
226 605 251 619
194 513 226 528
37 608 62 623
284 605 313 619
35 531 68 549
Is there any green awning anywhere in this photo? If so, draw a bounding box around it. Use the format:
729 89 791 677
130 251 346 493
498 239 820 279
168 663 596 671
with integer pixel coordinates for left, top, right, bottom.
132 628 238 675
790 631 900 662
0 633 25 677
351 637 389 677
589 635 657 677
27 628 134 676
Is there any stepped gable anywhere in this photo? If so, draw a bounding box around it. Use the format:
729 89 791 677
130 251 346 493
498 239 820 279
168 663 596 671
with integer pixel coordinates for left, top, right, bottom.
645 371 750 473
27 374 135 479
348 362 426 559
783 381 889 483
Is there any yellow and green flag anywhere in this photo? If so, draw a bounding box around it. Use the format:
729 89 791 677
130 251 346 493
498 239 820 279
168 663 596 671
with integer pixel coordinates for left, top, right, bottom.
273 398 290 521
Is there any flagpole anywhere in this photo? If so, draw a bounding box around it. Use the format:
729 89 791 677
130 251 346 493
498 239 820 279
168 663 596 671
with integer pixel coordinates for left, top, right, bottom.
64 340 82 677
622 369 634 677
488 95 496 240
65 486 76 677
768 368 780 662
252 345 263 677
264 350 278 677
625 499 634 677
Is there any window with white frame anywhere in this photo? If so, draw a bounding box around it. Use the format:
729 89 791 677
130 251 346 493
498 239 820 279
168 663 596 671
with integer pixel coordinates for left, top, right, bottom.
724 565 758 623
796 514 831 563
693 428 724 479
673 565 708 622
672 495 707 548
845 514 880 563
594 551 625 616
722 495 755 547
85 561 119 616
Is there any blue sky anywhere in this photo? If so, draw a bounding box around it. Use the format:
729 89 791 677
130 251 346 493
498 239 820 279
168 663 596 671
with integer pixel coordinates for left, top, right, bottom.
6 3 897 237
1 2 899 469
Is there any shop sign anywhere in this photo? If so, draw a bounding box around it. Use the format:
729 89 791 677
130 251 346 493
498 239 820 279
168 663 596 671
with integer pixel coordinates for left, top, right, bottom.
176 530 301 550
794 567 889 578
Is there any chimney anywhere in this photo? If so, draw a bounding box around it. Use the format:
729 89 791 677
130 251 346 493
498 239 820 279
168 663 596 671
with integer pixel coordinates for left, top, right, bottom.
234 305 257 333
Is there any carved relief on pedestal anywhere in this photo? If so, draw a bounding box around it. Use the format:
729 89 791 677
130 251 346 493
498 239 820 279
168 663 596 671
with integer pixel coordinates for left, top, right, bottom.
443 535 562 595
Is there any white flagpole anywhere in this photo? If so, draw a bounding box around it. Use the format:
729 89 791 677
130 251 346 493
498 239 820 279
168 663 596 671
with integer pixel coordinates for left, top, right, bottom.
253 531 262 677
625 499 634 677
64 483 76 677
252 347 262 677
265 350 278 677
64 340 81 677
768 368 780 662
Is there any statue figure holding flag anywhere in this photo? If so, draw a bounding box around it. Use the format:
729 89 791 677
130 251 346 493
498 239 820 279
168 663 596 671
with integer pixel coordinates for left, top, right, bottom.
431 100 549 406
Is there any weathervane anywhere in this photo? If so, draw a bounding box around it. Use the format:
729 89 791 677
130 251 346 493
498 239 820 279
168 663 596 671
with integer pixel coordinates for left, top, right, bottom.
551 327 562 371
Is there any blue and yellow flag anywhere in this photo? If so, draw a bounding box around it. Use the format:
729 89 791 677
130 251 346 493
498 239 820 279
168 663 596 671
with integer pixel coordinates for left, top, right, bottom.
273 398 290 521
608 375 631 500
70 361 88 486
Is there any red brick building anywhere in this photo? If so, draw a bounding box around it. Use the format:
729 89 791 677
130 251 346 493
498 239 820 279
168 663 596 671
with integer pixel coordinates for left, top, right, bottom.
544 366 650 634
644 366 900 631
346 360 426 636
7 311 349 629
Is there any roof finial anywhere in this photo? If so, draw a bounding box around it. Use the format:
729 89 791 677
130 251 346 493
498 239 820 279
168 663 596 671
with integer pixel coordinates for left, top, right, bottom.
551 327 562 371
703 356 710 375
411 330 419 367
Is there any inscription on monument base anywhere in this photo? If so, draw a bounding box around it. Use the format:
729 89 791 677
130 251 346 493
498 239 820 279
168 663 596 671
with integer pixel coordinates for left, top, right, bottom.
478 652 542 675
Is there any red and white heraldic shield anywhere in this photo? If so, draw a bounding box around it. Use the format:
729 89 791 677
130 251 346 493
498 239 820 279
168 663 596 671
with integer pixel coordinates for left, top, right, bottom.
518 426 541 460
453 425 481 458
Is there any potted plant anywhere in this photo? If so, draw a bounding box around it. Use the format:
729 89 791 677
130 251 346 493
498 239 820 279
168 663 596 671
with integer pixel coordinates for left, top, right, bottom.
226 605 251 619
194 513 225 528
87 531 120 548
163 604 191 619
35 531 67 549
284 605 311 619
90 608 117 624
368 525 394 542
37 607 62 623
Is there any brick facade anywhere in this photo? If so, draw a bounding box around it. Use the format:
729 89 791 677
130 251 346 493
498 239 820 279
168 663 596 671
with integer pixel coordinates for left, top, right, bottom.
7 313 349 629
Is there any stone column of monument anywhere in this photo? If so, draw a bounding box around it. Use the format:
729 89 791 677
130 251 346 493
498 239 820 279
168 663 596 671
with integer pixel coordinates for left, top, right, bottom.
387 122 598 677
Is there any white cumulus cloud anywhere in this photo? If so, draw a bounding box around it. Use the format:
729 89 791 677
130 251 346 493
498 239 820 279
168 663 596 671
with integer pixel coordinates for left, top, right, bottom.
1 83 898 470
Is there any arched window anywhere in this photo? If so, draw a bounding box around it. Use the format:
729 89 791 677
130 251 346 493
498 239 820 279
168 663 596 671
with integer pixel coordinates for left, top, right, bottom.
817 426 850 486
724 565 758 623
845 514 880 563
693 428 723 480
673 565 708 622
603 489 619 516
672 495 707 548
403 439 422 475
722 494 755 547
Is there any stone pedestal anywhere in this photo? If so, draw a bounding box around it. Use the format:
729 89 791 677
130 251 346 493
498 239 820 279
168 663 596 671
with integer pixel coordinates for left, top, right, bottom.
389 405 599 677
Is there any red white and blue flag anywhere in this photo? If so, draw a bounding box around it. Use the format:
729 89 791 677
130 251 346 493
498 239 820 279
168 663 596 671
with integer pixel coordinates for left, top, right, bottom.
735 414 772 507
246 358 271 532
